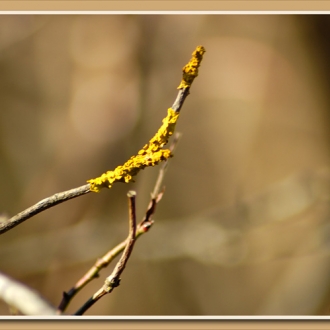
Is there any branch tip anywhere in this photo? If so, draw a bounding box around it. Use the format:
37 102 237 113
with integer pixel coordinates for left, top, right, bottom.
127 190 136 198
177 45 206 90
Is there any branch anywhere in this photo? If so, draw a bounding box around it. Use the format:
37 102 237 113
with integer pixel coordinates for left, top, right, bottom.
0 184 91 235
57 133 180 313
0 45 205 236
0 272 57 315
57 191 163 314
74 191 137 315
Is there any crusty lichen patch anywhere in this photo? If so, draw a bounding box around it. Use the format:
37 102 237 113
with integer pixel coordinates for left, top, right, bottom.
88 108 179 192
88 45 205 193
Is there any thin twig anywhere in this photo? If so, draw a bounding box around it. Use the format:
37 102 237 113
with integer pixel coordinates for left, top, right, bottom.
74 191 137 316
171 87 190 113
0 184 91 235
57 192 162 314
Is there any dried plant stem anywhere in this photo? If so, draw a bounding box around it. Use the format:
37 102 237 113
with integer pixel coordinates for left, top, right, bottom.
74 191 137 316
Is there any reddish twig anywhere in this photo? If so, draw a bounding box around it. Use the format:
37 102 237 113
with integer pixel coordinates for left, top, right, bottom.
74 191 137 315
57 191 163 314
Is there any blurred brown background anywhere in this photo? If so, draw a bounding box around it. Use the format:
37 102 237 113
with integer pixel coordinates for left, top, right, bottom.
0 14 330 316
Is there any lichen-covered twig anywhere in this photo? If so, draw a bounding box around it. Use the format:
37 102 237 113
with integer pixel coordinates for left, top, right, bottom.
87 109 178 192
0 45 205 235
74 191 137 316
88 46 205 192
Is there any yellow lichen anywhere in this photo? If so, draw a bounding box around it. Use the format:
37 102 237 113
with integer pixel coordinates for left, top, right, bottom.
88 108 179 192
177 45 206 89
88 45 205 193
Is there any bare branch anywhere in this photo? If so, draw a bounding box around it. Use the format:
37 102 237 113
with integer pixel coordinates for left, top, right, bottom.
0 272 57 315
74 191 137 315
57 193 164 313
171 87 190 112
0 184 91 235
106 190 137 282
